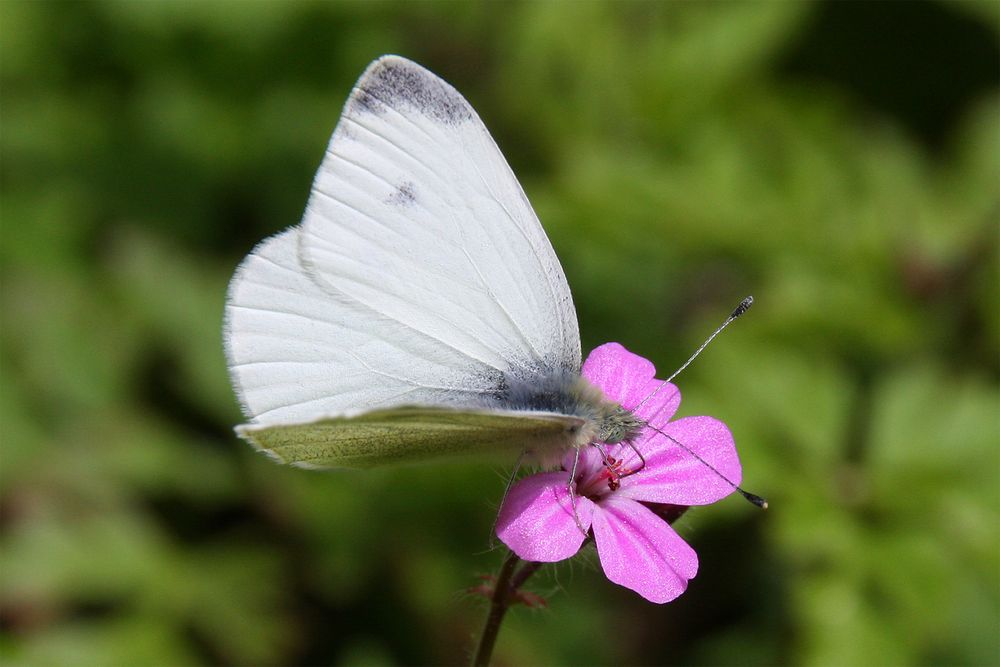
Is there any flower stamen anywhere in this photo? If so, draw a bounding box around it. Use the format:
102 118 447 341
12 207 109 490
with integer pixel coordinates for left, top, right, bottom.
604 456 623 492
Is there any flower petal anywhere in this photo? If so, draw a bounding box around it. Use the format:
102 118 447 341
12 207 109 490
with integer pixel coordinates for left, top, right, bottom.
591 495 698 603
620 416 742 506
496 472 595 562
633 379 682 425
558 442 604 480
582 343 681 422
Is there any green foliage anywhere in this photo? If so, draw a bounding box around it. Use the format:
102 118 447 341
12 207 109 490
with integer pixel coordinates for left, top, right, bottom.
2 1 997 665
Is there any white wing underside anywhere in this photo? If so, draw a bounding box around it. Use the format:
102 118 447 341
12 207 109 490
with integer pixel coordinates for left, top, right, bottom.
225 56 580 426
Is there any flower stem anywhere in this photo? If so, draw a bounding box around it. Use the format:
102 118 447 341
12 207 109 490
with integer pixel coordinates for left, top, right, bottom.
472 551 541 667
510 559 543 590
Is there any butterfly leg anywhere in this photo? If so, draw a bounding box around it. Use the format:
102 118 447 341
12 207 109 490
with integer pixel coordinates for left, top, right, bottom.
591 442 626 491
566 448 589 538
619 439 647 478
592 441 612 465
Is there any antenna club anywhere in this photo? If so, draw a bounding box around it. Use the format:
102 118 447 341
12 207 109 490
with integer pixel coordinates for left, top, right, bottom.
640 296 754 406
731 296 754 319
739 489 768 509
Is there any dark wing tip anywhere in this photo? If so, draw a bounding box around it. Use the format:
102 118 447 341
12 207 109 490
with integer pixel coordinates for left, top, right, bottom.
350 55 473 125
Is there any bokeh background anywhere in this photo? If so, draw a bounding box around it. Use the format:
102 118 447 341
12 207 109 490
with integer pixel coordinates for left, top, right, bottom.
2 1 998 665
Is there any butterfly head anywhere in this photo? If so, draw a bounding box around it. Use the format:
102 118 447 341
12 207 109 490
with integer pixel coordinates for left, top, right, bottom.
597 405 645 445
563 374 645 447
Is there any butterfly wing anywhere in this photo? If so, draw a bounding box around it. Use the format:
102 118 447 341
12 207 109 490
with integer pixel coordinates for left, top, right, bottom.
238 407 585 469
224 56 581 464
227 227 494 424
296 56 580 384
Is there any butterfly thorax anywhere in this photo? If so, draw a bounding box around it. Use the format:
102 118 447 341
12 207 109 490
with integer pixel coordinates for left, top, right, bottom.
497 370 646 454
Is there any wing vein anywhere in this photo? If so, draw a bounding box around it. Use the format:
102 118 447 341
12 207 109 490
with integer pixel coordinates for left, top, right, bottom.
342 94 555 365
294 226 504 370
463 136 568 358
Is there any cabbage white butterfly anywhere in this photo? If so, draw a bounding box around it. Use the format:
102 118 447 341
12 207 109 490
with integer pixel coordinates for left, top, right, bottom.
224 56 645 469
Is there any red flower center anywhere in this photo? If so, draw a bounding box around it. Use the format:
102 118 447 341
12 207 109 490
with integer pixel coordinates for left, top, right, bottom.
578 454 627 500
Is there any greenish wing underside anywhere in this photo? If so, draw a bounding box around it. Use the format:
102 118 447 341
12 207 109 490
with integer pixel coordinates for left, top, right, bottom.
235 407 585 469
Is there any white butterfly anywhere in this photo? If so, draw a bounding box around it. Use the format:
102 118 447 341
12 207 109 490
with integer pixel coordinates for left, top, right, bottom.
224 56 643 469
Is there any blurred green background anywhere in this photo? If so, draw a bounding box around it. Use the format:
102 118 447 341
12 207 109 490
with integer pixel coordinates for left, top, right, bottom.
2 1 998 665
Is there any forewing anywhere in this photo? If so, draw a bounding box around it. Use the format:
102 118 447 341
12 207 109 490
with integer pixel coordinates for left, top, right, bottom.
298 56 580 377
237 407 585 469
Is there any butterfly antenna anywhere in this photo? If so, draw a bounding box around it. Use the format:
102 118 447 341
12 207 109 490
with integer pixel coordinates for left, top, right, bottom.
645 422 768 509
634 296 754 411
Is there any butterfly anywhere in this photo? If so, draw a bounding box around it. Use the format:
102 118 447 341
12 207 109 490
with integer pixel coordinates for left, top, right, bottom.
224 55 647 470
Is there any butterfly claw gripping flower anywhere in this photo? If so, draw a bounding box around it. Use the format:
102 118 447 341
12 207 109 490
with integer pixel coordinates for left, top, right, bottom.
496 343 742 603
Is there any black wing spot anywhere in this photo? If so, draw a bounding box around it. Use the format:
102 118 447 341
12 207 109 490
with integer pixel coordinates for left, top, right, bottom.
385 181 417 208
351 59 473 125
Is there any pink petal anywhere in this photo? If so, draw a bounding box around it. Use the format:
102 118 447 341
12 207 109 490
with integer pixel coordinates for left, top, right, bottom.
558 443 604 480
591 495 698 603
583 343 681 422
619 416 742 506
632 379 682 425
495 472 595 562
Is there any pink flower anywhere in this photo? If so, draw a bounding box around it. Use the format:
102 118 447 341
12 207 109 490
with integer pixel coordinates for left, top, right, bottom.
495 342 742 603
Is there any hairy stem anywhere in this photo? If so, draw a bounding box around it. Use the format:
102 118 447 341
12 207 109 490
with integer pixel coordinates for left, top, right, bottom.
472 551 542 667
510 560 543 590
